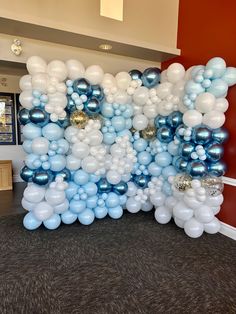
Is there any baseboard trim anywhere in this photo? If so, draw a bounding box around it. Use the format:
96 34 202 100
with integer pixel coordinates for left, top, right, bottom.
13 174 23 183
222 176 236 186
220 221 236 240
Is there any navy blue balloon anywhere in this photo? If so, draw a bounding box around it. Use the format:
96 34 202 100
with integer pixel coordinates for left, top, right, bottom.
56 168 71 181
133 174 150 188
32 169 54 185
20 166 34 182
212 128 229 144
97 178 112 194
186 160 208 178
206 142 224 162
18 108 30 125
174 157 188 172
91 85 104 101
129 69 142 81
154 115 167 128
66 96 76 113
113 181 128 195
84 98 100 115
73 78 92 96
208 161 226 177
29 108 49 127
141 67 161 88
192 125 212 145
179 142 195 160
157 126 173 143
167 111 183 129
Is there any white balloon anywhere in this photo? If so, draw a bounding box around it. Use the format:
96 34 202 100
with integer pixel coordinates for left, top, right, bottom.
114 90 129 105
45 188 65 206
141 201 153 212
48 92 67 108
88 130 103 146
143 104 158 118
54 199 69 214
160 69 168 83
126 197 142 213
133 86 149 106
21 197 37 211
23 184 46 203
194 205 214 223
205 194 224 207
195 92 215 113
31 137 49 155
34 201 54 221
66 59 85 80
184 218 204 238
204 217 221 234
203 110 225 129
157 100 173 116
102 73 116 88
85 65 104 84
19 75 32 91
110 144 125 157
133 104 143 115
31 72 48 93
215 98 229 112
47 60 68 81
183 196 203 210
115 72 131 90
19 90 33 109
72 142 89 159
154 206 172 224
106 170 121 185
64 126 78 143
156 82 173 99
165 196 178 210
81 156 98 173
126 182 137 197
174 217 185 228
132 114 148 130
183 110 203 127
167 63 185 83
150 192 165 207
26 56 47 75
173 201 193 221
66 155 81 171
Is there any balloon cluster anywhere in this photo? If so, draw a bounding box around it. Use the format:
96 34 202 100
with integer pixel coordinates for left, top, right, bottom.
19 56 236 238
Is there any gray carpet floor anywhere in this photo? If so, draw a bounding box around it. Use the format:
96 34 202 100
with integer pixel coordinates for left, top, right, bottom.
0 211 235 314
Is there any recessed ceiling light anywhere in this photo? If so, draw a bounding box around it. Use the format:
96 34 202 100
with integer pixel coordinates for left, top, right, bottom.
99 44 112 51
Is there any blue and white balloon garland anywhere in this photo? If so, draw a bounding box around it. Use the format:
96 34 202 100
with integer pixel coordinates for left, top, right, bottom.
19 56 236 238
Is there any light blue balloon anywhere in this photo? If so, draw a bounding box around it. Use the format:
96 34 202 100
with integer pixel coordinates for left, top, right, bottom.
191 65 205 78
125 118 132 129
22 123 42 140
123 105 133 118
105 192 120 208
155 152 172 167
111 116 126 132
206 57 226 79
108 206 123 219
207 79 228 97
148 162 162 176
66 181 78 200
222 67 236 87
167 141 179 156
117 130 132 139
86 195 98 209
84 182 98 196
133 138 148 152
119 195 127 206
61 210 78 224
103 132 116 145
70 199 86 214
49 155 66 172
185 80 205 95
162 181 172 196
43 213 61 230
57 139 70 154
121 173 131 182
78 208 95 225
42 123 64 141
25 154 40 170
138 151 152 165
23 212 42 230
101 103 114 118
22 140 32 153
74 170 89 185
94 206 108 219
89 174 101 183
162 165 177 179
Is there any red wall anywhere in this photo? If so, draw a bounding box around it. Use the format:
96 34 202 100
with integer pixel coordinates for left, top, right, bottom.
162 0 236 226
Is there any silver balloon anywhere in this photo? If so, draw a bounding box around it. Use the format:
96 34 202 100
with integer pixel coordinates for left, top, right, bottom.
201 176 224 196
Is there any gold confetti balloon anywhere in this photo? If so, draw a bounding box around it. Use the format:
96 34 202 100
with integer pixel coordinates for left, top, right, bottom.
70 110 89 128
201 176 224 196
174 173 192 192
141 126 157 140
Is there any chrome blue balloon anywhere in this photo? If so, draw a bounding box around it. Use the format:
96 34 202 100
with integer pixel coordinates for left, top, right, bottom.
91 84 104 101
66 96 76 113
84 97 100 115
157 126 174 143
56 114 70 128
212 128 229 144
18 108 30 125
129 69 142 81
154 115 167 128
192 125 212 145
113 181 128 195
32 169 54 185
206 142 224 162
97 178 112 194
73 78 92 96
29 108 49 127
56 168 71 182
186 160 208 178
174 157 188 172
167 111 183 129
179 142 195 160
141 67 161 88
133 174 150 188
208 161 227 177
20 166 34 182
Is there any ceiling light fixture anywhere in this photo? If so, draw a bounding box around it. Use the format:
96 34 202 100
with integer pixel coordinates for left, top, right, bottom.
99 44 113 51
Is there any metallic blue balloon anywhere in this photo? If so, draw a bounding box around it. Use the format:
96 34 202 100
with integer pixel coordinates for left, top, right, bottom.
154 115 167 128
73 78 92 96
91 85 104 101
208 161 227 177
157 126 174 143
97 178 112 194
192 125 212 145
206 142 224 162
29 108 49 127
174 157 188 172
32 169 54 185
133 174 150 188
20 166 34 182
179 142 195 160
57 114 70 128
167 111 183 129
186 160 208 178
113 181 128 195
66 96 76 113
84 97 100 115
212 128 229 144
56 168 71 182
129 69 142 81
141 67 161 88
18 108 30 125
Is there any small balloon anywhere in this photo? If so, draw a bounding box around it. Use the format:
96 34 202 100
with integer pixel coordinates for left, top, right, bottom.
206 142 224 162
208 161 226 177
157 126 174 143
192 125 212 145
201 176 224 196
154 115 167 128
174 173 192 192
70 110 89 128
167 111 183 129
91 84 104 101
140 125 157 140
84 97 101 115
187 160 208 178
18 108 30 125
20 166 34 182
133 174 150 188
212 128 229 144
97 178 112 193
113 181 128 195
129 69 142 81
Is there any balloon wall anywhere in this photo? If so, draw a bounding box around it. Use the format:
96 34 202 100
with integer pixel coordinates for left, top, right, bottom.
19 56 236 238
